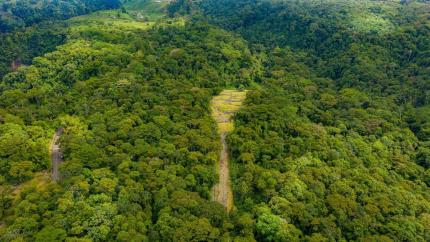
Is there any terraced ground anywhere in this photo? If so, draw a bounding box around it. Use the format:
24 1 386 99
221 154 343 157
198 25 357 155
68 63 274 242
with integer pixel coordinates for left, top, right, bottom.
210 90 247 211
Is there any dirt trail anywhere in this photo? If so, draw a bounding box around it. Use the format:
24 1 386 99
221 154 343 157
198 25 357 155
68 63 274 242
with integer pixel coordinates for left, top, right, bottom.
211 90 247 211
212 133 232 209
50 128 64 182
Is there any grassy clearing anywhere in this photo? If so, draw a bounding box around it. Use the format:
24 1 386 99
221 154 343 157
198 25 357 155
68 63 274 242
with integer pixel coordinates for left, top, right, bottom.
211 90 247 134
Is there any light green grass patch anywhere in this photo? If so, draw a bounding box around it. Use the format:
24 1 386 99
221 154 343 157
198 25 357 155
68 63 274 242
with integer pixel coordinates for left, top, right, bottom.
211 90 247 134
350 12 394 34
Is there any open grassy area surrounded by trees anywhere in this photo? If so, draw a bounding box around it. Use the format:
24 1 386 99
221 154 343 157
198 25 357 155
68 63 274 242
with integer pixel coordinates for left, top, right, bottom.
211 90 248 134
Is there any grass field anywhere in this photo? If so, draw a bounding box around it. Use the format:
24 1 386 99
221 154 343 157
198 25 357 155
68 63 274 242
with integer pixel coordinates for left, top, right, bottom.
211 90 248 134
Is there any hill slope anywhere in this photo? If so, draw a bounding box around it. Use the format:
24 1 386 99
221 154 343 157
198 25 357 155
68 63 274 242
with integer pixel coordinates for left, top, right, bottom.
0 5 261 241
171 0 430 240
0 0 122 78
0 0 429 241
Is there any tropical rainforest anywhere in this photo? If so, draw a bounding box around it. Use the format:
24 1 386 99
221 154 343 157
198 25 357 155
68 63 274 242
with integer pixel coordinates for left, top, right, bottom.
0 0 121 77
0 0 429 241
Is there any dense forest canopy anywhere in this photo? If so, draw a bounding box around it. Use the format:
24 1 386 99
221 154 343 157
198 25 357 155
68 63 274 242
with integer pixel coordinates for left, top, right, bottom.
174 0 430 240
186 0 430 140
0 0 429 241
0 0 121 31
0 0 122 78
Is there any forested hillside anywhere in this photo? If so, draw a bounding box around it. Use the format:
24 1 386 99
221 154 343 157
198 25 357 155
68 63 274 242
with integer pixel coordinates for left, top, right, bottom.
0 0 121 78
0 3 260 240
170 0 430 240
0 0 429 241
0 0 121 31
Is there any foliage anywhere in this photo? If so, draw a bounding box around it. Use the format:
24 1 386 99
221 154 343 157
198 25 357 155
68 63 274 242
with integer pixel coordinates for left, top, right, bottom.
171 0 430 240
0 0 430 241
0 0 122 79
0 6 258 241
0 0 121 31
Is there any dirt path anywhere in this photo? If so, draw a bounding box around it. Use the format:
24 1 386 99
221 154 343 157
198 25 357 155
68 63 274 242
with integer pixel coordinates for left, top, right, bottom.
212 133 232 210
211 90 247 211
50 128 64 182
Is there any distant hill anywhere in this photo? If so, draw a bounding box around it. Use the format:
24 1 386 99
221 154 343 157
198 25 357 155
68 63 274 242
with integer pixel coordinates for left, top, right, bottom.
0 0 121 32
0 0 122 78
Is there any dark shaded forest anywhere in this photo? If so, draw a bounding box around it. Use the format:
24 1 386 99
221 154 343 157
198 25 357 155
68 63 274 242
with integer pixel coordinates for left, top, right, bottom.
0 0 429 241
0 0 121 78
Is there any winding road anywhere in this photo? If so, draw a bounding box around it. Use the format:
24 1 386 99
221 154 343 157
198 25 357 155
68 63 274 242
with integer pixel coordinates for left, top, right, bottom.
51 128 64 182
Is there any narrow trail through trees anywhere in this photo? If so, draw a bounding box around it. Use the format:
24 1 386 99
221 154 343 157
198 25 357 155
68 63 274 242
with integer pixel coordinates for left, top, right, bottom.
210 90 247 211
50 128 64 182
